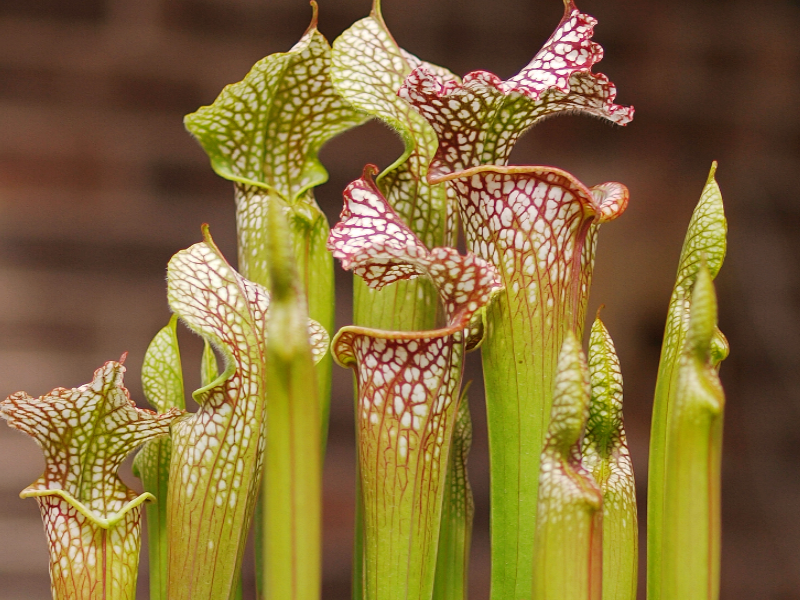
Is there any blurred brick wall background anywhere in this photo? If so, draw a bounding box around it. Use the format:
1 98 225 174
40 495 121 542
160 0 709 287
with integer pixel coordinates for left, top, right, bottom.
0 0 799 598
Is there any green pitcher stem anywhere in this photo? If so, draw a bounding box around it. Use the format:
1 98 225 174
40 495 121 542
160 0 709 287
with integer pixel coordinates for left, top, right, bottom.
235 187 333 600
235 187 334 449
352 444 366 600
481 300 559 599
262 312 322 600
261 199 323 600
354 277 440 331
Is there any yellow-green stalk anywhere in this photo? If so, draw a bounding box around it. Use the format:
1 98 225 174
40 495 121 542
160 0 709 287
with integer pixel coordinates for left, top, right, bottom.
261 191 322 600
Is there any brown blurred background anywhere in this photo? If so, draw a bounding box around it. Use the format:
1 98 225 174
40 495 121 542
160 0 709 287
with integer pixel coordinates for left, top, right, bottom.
0 0 797 598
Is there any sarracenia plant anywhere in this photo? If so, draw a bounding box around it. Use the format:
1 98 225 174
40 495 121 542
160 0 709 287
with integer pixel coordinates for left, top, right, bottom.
329 166 501 600
1 2 729 600
1 360 182 599
647 163 728 600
